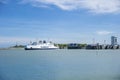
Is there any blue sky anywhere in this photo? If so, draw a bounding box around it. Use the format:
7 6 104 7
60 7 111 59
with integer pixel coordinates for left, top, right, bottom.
0 0 120 47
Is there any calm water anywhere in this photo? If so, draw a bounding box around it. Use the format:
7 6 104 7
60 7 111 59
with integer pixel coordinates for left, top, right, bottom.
0 49 120 80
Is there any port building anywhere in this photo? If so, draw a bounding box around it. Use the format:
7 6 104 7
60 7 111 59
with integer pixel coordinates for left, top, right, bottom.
111 36 117 46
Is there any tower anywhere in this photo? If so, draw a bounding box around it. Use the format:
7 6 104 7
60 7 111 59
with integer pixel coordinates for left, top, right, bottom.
111 36 117 46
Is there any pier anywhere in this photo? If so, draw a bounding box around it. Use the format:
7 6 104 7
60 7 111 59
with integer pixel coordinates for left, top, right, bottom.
85 44 120 50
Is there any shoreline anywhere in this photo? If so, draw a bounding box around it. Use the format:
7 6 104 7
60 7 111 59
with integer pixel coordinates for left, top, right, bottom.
0 48 24 50
0 44 120 50
0 47 120 50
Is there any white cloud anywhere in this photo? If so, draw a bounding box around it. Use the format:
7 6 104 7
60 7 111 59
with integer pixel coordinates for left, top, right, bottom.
21 0 120 14
96 30 113 35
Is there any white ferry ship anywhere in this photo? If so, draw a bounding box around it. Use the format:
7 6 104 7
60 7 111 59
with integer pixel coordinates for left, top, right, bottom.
25 40 59 50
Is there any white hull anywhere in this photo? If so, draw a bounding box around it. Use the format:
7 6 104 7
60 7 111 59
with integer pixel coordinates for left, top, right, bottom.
25 47 58 50
25 40 59 50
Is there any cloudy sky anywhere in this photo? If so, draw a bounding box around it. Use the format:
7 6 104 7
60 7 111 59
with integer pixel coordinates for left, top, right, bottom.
0 0 120 47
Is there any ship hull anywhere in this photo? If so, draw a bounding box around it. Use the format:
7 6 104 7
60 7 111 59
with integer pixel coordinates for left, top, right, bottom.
25 48 58 50
24 40 59 50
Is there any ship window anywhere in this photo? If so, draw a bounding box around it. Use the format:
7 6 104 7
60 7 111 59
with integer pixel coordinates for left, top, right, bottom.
32 42 37 45
43 40 46 43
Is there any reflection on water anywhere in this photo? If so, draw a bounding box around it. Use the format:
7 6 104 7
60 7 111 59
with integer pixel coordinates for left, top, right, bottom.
0 49 120 80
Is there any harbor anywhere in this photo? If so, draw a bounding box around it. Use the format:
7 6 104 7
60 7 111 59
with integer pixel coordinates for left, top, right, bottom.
4 36 119 50
1 1 120 80
67 36 120 50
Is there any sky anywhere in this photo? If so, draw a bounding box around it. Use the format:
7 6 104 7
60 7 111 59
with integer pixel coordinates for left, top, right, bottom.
0 0 120 47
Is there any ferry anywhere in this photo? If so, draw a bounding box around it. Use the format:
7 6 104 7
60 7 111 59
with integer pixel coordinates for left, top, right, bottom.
25 40 59 50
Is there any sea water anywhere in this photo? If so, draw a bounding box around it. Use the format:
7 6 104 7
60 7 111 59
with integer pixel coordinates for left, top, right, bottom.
0 49 120 80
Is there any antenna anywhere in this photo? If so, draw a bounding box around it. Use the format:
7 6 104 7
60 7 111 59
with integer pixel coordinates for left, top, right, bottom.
16 42 18 46
92 38 95 44
104 40 106 45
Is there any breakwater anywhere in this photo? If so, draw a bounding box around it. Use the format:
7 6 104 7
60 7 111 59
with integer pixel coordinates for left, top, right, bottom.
58 43 120 50
86 44 120 50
